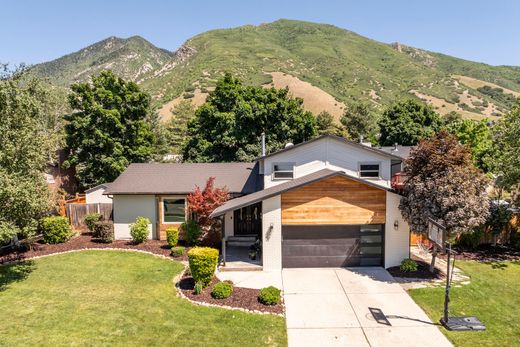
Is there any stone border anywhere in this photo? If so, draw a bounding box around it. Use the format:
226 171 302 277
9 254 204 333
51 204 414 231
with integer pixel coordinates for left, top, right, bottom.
174 268 285 317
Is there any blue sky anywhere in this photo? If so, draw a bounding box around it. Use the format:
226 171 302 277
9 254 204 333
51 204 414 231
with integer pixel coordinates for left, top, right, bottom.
2 0 519 66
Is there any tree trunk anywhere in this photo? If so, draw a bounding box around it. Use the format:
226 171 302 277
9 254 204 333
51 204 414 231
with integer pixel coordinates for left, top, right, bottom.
429 246 438 273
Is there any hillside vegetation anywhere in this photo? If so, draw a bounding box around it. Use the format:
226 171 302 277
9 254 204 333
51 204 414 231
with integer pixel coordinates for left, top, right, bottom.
32 19 520 121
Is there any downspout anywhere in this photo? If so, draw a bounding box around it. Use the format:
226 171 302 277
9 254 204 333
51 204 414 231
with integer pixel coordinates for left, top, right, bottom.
221 215 226 267
261 132 266 157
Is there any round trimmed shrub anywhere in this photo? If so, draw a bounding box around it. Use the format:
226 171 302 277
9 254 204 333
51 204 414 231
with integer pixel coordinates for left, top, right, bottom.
84 212 102 233
41 216 72 244
400 258 418 272
130 216 150 244
181 220 201 246
258 286 281 305
211 282 233 299
166 227 179 247
93 221 114 243
171 246 186 257
188 247 219 287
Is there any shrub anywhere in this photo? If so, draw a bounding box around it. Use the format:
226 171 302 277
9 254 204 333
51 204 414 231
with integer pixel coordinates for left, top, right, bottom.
188 247 219 287
84 212 102 233
194 282 203 295
93 221 114 243
166 227 179 247
400 258 418 272
41 216 72 244
171 246 186 257
457 228 484 249
130 216 150 244
182 220 201 246
211 282 233 299
258 286 281 305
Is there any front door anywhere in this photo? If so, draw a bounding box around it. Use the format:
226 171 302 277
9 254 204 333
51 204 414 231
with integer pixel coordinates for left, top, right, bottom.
234 202 262 236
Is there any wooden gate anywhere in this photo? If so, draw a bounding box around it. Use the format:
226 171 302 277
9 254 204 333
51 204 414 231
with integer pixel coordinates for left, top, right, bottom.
66 203 113 229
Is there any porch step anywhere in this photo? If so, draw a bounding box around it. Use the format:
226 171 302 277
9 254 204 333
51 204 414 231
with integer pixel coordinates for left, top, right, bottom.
226 235 257 247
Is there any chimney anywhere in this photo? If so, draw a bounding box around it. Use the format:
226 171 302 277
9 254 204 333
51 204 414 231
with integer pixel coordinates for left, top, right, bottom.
261 132 266 157
393 142 399 152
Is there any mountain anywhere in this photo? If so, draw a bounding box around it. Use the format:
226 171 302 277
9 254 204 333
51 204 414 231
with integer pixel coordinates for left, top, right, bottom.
32 19 520 121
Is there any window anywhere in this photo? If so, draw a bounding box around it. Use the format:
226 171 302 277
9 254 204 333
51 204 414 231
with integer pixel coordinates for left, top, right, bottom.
273 163 294 179
359 163 380 178
163 198 186 223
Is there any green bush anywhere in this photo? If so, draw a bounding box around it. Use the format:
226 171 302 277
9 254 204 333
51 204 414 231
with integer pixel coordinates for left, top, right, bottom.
400 258 418 272
84 212 102 233
130 216 150 244
457 228 484 249
171 246 186 257
211 282 233 299
41 216 72 244
194 282 203 295
188 247 219 287
93 221 113 243
258 286 281 305
166 227 179 247
182 220 201 246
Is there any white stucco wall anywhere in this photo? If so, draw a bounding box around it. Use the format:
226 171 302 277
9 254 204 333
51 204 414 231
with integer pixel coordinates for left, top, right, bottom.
384 192 410 268
85 187 112 204
113 195 156 240
262 137 393 188
262 195 282 271
224 211 234 238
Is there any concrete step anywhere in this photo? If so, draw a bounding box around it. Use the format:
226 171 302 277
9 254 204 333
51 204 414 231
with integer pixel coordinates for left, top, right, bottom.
227 241 255 247
227 235 257 242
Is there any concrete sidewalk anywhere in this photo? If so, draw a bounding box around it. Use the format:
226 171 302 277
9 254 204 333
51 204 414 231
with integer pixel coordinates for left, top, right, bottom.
283 268 452 347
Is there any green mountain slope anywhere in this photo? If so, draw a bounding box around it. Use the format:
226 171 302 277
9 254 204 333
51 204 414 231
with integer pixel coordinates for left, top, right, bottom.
32 19 520 120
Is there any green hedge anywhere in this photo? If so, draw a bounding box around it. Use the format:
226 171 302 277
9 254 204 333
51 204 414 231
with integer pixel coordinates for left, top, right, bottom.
166 227 179 247
181 220 201 246
171 246 185 257
258 286 281 305
130 216 150 244
93 221 113 243
188 247 219 287
84 213 102 233
400 258 418 272
41 216 72 244
211 282 233 299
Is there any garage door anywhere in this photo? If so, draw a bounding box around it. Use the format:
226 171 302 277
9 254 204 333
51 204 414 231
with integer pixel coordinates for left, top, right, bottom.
282 225 384 268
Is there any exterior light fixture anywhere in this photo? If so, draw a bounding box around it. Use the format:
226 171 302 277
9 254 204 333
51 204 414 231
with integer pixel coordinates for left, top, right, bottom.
394 220 399 230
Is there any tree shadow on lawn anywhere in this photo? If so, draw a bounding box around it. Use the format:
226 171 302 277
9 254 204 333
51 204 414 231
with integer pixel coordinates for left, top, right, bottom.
0 260 35 292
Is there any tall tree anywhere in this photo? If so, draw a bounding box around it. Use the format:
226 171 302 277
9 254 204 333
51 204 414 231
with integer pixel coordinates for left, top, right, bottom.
182 73 317 162
340 102 379 142
165 100 196 154
64 71 155 188
379 99 444 146
399 131 489 271
0 66 59 242
316 111 345 136
492 101 520 205
446 118 494 172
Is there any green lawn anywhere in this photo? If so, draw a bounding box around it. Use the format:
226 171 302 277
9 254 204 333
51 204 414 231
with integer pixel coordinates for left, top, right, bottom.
409 260 520 347
0 251 287 346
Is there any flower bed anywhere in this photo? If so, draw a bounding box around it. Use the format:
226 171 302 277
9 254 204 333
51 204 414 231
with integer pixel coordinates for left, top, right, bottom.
178 276 284 315
387 259 443 279
0 233 190 264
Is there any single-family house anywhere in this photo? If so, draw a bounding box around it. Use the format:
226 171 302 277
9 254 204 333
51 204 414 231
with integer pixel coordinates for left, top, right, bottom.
105 135 412 270
85 183 113 204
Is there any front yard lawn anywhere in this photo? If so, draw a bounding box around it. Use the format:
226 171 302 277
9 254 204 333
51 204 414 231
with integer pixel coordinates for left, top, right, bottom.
409 260 520 347
0 251 287 346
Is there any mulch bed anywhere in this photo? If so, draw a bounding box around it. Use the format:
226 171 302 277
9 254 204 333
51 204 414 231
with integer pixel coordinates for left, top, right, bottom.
387 259 444 280
0 233 189 264
437 244 520 262
178 276 284 315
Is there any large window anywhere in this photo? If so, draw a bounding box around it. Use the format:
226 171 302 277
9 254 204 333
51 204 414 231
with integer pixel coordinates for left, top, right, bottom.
273 163 294 180
359 163 380 178
163 198 186 223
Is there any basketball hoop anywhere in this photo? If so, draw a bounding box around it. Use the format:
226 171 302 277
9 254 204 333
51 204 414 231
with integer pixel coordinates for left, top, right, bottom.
427 218 446 252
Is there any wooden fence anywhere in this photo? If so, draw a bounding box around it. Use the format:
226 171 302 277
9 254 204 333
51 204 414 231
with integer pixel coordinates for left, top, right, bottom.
66 203 113 229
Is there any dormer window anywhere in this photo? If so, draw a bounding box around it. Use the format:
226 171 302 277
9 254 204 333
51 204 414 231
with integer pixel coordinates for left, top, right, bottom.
359 163 380 178
273 163 294 180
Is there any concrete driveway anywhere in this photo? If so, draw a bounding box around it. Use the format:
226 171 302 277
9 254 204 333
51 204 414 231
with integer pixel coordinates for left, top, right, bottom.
283 268 452 347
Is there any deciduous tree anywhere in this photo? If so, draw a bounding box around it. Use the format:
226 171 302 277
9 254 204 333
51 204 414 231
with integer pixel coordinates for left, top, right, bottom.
399 131 489 271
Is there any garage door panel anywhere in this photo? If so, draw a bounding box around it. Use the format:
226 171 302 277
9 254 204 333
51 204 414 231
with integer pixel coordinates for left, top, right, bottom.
282 225 383 268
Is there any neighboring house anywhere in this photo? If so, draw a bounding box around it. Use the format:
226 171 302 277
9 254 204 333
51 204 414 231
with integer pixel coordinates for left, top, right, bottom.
85 183 113 204
105 135 412 270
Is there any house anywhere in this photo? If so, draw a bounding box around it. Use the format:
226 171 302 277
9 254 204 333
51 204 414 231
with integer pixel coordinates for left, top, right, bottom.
85 183 113 204
105 135 412 270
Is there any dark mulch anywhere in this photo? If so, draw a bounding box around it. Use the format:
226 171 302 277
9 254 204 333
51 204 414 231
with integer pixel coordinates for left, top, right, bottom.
387 259 444 280
437 244 520 262
0 233 190 264
178 276 284 315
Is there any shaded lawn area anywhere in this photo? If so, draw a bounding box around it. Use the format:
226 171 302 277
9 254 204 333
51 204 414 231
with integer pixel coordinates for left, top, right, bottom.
0 251 287 346
409 260 520 347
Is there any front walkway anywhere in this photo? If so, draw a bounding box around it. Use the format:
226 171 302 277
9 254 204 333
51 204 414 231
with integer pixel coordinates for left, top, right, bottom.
283 268 452 347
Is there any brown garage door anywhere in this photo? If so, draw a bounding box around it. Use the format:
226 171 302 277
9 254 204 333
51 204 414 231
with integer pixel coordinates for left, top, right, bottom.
282 225 384 268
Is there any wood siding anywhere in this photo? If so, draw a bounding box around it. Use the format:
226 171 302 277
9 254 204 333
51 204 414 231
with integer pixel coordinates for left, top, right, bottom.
281 176 386 225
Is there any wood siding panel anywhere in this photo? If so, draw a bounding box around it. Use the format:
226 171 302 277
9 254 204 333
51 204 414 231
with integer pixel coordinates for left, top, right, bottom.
281 176 386 225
